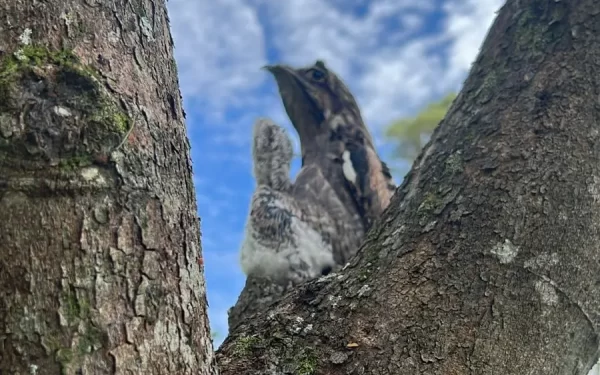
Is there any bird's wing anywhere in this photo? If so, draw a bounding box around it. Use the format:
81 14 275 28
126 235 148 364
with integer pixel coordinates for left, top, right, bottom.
292 163 364 266
329 125 396 230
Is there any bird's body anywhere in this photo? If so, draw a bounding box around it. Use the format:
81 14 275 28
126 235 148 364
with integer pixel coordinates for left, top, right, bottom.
291 163 364 266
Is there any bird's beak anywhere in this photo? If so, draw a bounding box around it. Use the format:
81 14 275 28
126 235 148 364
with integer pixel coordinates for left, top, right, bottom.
261 64 277 72
263 63 325 148
262 64 301 87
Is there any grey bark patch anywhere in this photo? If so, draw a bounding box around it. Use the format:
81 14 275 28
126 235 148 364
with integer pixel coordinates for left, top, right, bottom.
535 280 559 306
490 239 519 264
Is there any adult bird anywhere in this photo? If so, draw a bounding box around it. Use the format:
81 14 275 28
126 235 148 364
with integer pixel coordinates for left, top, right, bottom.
230 118 364 329
264 60 396 232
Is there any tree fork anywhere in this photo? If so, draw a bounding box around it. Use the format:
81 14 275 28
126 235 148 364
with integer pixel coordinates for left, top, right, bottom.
217 0 600 374
0 0 216 373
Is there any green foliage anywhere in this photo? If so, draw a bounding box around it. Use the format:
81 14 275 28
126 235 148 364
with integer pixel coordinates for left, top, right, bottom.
385 92 457 162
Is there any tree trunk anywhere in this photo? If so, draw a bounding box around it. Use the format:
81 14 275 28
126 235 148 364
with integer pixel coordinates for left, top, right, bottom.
216 0 600 373
0 0 216 374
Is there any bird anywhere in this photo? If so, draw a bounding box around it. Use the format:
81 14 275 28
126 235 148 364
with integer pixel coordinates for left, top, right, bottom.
230 118 363 329
264 60 396 231
239 117 363 285
231 60 397 329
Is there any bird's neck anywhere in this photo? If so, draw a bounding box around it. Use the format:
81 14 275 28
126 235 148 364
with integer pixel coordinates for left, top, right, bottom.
297 107 375 167
300 141 330 166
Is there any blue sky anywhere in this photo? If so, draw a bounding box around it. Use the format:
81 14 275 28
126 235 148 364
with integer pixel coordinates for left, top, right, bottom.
165 0 504 346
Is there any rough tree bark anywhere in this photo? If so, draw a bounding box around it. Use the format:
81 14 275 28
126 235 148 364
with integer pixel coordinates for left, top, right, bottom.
216 0 600 374
0 0 217 374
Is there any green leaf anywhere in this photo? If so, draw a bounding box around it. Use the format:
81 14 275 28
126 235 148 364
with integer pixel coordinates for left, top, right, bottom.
385 92 457 162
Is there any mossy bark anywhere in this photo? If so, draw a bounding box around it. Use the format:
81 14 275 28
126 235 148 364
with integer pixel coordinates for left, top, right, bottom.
217 0 600 374
0 0 216 374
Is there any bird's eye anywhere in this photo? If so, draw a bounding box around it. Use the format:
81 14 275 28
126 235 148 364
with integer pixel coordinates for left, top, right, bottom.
309 69 325 81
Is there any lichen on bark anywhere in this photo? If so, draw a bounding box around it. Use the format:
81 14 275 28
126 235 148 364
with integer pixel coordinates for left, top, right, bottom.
0 43 131 171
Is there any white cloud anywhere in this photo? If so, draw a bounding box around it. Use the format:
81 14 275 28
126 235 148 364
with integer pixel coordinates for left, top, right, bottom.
229 0 505 137
167 0 505 136
262 0 433 83
356 37 449 128
357 0 504 131
443 0 505 80
167 0 267 118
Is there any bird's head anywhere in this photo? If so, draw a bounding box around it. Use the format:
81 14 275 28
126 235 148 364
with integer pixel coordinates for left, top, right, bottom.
264 60 373 158
252 118 294 190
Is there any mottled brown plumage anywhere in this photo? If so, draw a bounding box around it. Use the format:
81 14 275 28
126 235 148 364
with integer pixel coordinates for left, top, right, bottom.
265 60 396 230
292 163 364 266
